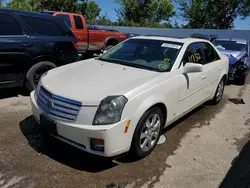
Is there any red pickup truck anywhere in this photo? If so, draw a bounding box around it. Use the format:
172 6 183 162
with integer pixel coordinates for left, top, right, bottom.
41 11 128 57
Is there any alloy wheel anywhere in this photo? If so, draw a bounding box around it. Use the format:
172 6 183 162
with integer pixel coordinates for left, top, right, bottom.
140 114 161 152
216 79 224 102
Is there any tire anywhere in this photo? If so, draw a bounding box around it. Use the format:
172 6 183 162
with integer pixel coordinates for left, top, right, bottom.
129 107 164 159
105 45 114 51
209 77 225 105
83 52 94 59
25 61 56 91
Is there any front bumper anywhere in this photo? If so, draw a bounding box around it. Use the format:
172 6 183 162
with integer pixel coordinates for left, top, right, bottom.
30 91 132 157
228 64 248 80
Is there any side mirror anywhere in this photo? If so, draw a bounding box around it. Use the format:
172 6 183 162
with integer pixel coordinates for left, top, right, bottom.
183 63 203 73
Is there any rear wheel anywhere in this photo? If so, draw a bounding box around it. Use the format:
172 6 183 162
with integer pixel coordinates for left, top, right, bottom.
25 61 56 91
130 107 164 159
209 77 225 105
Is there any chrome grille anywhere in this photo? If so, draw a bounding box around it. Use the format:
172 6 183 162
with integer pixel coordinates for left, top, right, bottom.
37 87 82 122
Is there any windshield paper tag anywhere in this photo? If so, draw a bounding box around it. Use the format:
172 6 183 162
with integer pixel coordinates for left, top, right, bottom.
161 43 181 49
236 41 246 44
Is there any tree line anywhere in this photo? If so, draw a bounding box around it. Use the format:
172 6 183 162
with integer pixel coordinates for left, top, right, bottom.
1 0 250 29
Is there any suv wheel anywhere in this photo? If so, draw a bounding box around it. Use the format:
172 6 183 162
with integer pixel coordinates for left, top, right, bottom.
130 107 164 159
25 61 56 91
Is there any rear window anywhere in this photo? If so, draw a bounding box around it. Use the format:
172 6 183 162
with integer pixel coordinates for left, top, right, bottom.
73 16 83 29
55 14 72 28
21 16 66 36
0 14 23 35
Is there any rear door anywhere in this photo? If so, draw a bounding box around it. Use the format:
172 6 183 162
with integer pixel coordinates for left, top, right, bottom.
20 14 78 65
202 42 222 97
0 13 33 87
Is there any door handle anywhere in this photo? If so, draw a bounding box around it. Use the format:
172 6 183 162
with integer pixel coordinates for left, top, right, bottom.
202 76 207 80
218 68 222 71
21 43 33 48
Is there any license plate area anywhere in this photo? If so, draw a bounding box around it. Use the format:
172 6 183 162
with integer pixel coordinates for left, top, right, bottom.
40 114 57 135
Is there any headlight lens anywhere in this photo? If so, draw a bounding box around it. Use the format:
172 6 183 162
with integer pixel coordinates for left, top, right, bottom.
93 95 128 125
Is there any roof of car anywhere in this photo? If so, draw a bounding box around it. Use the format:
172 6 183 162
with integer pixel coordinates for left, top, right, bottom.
0 8 55 18
215 38 248 43
132 35 209 44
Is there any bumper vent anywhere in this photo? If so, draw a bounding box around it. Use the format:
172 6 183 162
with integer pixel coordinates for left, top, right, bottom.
37 87 82 122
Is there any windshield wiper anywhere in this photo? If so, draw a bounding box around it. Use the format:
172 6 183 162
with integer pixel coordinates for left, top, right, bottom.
98 58 160 72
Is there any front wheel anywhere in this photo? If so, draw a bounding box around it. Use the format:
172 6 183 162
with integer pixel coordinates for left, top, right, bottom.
209 77 225 105
129 107 164 159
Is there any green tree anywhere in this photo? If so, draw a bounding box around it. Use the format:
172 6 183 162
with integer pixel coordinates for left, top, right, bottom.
84 0 101 24
27 0 80 12
115 0 175 27
177 0 250 29
6 0 31 11
96 13 112 25
238 0 250 17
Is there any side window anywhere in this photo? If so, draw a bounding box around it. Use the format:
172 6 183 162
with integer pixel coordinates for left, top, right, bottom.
21 16 65 36
73 16 83 29
55 14 72 28
0 14 23 35
183 43 205 65
203 42 221 63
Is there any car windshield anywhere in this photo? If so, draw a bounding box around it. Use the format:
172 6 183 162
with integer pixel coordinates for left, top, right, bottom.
99 38 183 72
213 40 248 52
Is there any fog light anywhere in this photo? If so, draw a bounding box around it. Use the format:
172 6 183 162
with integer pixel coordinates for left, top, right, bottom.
90 138 104 152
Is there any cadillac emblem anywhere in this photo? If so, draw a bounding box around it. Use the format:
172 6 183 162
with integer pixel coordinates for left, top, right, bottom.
47 101 53 110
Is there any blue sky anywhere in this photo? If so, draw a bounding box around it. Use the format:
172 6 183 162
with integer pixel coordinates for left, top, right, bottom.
96 0 250 30
4 0 250 29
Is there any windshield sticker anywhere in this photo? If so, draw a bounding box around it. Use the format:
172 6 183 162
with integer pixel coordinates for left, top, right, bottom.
158 59 171 70
164 58 170 63
236 41 247 44
161 43 181 49
158 63 169 70
188 53 201 63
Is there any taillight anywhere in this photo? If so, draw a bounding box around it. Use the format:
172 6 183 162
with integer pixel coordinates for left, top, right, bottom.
72 40 79 50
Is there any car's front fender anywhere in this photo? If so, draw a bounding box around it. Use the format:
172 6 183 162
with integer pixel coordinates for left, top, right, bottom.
132 95 167 126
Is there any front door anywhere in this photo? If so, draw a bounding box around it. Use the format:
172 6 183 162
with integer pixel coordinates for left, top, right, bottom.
178 42 209 114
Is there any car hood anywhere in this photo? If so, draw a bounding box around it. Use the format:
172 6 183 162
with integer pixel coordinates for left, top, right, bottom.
41 59 161 105
219 50 247 65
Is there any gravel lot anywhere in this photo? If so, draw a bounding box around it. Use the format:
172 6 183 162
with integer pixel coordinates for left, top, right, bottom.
0 77 250 188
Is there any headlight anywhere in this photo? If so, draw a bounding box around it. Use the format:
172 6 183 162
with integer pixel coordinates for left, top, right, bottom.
93 95 128 125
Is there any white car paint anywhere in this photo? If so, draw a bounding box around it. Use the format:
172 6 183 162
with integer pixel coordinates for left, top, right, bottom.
30 36 229 157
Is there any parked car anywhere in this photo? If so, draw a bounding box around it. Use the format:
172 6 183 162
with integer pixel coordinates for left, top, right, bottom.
40 11 129 57
190 33 217 42
0 8 79 91
30 36 228 158
212 38 250 85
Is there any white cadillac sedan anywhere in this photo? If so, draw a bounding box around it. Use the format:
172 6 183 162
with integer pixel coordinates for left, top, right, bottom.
30 36 229 158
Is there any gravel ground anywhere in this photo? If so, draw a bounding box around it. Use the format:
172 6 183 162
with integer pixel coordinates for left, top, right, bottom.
0 77 250 188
